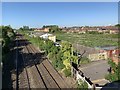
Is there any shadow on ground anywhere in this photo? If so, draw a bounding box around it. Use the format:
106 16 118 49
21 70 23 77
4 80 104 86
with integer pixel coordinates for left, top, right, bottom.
94 80 120 90
2 34 46 89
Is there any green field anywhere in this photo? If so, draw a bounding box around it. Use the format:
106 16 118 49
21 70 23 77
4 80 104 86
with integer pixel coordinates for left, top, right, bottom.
55 32 119 47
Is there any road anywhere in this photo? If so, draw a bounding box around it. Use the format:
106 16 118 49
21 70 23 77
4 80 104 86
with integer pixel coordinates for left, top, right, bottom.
14 34 69 89
79 60 110 85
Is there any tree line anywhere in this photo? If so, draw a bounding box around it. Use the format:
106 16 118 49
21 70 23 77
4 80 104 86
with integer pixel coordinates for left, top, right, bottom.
43 25 62 33
1 25 15 54
1 25 16 88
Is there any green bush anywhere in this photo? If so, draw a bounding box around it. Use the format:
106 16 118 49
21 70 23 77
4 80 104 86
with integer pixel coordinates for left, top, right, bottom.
52 57 58 68
26 34 77 73
63 68 71 77
80 57 90 64
57 60 65 70
77 79 88 90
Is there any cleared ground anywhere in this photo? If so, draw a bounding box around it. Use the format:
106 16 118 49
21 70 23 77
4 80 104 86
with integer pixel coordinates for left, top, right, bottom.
55 32 118 47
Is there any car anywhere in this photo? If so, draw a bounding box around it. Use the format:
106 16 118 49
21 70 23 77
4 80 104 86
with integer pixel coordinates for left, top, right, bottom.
78 53 81 57
54 42 61 47
73 51 81 57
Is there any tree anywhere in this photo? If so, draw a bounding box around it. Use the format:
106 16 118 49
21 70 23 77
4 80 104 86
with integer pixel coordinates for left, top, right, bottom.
26 34 78 77
43 40 54 54
19 27 23 31
115 24 120 28
19 26 30 31
2 25 15 54
42 25 61 33
61 41 78 65
23 26 29 30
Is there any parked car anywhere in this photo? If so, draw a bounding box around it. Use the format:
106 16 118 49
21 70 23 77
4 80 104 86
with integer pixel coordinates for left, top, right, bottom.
54 42 61 47
73 51 81 57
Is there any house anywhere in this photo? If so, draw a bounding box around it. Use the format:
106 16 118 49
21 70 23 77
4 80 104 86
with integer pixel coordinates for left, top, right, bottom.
101 26 119 34
34 27 50 32
40 33 56 42
109 30 119 34
48 35 56 42
61 26 119 34
88 52 108 61
78 30 86 34
110 49 120 65
32 32 44 37
43 27 50 32
94 45 120 64
34 28 43 32
88 45 119 61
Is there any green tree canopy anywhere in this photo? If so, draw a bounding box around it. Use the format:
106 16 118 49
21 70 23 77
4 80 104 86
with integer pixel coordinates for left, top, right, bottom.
42 25 61 33
115 24 120 28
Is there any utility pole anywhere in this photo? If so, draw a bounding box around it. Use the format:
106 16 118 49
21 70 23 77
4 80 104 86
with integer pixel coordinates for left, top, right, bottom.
38 37 40 50
71 44 73 57
16 38 18 90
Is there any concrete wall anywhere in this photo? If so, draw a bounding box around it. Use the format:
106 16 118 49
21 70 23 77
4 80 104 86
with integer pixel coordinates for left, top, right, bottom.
71 67 93 88
71 65 109 89
76 71 93 88
88 52 108 61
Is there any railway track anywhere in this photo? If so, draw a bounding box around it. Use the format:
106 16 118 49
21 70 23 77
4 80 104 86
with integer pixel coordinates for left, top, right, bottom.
29 44 61 89
16 35 31 89
15 34 69 89
22 37 47 88
29 43 70 88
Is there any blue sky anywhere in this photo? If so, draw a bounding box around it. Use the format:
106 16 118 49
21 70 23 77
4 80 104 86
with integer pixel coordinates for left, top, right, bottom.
2 2 118 29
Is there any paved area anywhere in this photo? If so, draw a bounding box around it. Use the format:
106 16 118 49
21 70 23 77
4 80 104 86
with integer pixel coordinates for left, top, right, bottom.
79 60 110 85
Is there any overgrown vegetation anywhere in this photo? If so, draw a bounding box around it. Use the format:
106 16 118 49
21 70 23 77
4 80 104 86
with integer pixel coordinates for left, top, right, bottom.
105 59 120 82
77 79 88 90
2 25 16 88
86 31 104 34
63 68 71 77
2 25 15 56
80 56 90 64
24 34 78 77
55 32 118 47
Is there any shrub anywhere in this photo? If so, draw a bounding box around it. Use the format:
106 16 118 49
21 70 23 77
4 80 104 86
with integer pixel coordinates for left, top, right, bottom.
80 57 90 64
57 60 65 70
63 68 71 77
77 79 88 90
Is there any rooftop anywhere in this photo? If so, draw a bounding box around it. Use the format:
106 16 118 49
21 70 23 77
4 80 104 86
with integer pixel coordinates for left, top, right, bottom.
95 45 118 50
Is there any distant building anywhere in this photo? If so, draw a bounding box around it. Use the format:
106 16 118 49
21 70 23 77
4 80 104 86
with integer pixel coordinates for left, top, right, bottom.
88 52 108 61
34 28 42 32
78 30 86 34
109 30 119 34
95 46 120 64
40 33 56 42
61 26 119 34
88 45 119 61
43 27 50 32
34 27 50 32
48 35 56 42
